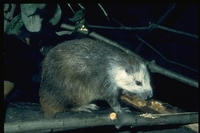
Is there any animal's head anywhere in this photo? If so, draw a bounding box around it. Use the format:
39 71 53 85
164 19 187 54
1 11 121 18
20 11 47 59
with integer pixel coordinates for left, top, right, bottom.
110 63 153 100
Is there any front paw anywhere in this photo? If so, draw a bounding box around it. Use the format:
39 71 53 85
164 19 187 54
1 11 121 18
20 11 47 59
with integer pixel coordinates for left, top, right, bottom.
122 107 131 113
73 104 99 112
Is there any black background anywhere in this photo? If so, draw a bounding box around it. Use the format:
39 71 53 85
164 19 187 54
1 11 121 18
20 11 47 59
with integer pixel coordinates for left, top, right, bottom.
4 3 198 113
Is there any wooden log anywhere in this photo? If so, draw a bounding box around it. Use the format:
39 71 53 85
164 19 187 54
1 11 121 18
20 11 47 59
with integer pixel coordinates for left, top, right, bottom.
4 111 198 133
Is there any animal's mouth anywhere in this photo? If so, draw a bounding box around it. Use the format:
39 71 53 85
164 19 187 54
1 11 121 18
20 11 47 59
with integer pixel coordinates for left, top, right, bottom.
119 88 153 100
120 89 130 95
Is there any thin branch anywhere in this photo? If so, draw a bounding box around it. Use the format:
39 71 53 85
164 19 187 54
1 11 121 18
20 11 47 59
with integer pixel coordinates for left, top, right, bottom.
4 112 198 133
86 23 198 39
87 24 150 30
77 3 85 9
109 17 125 27
156 4 176 24
149 22 198 39
87 23 198 39
148 4 176 33
135 34 168 61
67 3 75 13
60 23 198 88
156 4 177 25
135 34 198 73
98 3 109 21
140 4 176 57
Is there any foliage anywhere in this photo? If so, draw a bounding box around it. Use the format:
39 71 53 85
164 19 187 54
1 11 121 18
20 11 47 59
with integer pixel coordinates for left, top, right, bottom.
4 4 63 33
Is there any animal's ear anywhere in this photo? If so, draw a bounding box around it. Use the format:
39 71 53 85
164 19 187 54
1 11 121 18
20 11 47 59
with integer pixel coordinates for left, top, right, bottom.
125 66 133 74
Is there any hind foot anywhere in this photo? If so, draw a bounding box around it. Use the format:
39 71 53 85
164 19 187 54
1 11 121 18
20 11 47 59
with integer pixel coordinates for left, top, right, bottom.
73 104 99 112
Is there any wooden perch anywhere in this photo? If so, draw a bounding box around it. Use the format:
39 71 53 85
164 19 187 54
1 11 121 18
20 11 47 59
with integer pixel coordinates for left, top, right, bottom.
4 111 198 133
60 23 198 88
121 93 199 132
4 94 198 133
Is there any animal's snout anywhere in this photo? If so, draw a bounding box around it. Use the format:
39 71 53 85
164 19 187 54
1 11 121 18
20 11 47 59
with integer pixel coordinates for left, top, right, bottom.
147 90 153 99
138 90 153 100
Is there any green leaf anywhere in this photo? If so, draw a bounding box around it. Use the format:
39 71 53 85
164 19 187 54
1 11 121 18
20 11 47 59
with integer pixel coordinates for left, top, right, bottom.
4 4 11 13
5 14 24 35
69 9 85 23
20 4 38 17
21 11 43 32
49 4 62 26
37 4 46 9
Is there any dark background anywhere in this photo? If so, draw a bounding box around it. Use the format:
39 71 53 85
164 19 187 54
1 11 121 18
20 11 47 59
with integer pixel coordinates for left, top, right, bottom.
4 4 198 113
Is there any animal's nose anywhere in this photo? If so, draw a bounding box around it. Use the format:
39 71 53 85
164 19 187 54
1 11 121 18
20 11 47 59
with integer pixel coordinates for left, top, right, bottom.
147 90 153 99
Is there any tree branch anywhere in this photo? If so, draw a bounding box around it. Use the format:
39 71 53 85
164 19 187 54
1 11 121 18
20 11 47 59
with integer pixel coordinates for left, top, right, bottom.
4 112 198 133
149 22 198 39
155 4 177 25
87 24 150 30
86 23 198 39
148 4 176 33
148 61 198 88
98 3 109 20
135 34 198 73
67 3 75 13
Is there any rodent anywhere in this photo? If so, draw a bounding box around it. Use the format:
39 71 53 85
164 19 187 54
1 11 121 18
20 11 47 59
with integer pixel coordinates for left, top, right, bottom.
39 38 153 118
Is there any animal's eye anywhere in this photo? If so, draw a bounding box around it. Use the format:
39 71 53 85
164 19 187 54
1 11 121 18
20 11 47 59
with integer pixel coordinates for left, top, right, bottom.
135 80 142 86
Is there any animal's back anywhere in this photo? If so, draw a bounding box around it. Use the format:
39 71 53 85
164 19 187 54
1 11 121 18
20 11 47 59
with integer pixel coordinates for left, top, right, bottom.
40 38 115 117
